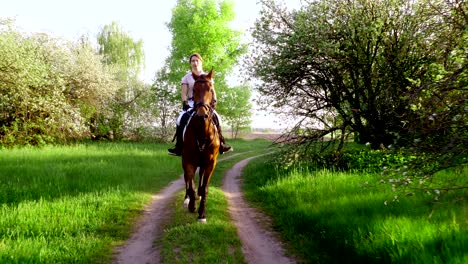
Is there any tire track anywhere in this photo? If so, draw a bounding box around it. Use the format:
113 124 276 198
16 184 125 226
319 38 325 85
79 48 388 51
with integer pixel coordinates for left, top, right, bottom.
222 156 295 264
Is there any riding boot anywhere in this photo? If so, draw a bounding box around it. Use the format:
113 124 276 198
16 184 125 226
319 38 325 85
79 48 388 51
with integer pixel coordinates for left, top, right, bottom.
168 124 184 156
213 115 233 154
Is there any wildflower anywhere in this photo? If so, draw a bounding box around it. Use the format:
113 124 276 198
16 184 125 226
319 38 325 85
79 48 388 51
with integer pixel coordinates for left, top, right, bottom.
384 200 388 206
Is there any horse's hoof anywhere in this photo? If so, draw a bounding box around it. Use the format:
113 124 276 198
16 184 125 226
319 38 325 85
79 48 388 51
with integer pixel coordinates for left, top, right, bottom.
198 218 207 223
183 198 190 208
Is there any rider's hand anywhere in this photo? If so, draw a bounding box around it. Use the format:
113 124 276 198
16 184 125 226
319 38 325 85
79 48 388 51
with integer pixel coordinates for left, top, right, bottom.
182 100 190 111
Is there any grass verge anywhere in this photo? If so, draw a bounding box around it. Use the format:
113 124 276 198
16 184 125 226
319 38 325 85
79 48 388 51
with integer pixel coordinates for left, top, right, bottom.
242 156 467 263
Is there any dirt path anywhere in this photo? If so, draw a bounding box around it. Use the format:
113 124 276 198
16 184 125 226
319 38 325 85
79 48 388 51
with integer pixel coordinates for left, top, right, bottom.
112 177 183 264
112 153 244 264
222 156 295 264
113 152 293 264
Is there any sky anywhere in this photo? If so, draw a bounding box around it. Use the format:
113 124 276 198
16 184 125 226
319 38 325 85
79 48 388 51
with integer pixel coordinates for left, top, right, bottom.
0 0 301 129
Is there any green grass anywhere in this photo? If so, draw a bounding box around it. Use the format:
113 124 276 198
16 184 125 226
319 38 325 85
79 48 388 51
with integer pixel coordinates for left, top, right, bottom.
0 138 276 263
158 138 276 263
0 141 181 263
242 158 467 264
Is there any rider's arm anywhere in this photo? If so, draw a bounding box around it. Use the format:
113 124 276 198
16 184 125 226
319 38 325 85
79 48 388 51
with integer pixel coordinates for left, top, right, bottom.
181 83 189 102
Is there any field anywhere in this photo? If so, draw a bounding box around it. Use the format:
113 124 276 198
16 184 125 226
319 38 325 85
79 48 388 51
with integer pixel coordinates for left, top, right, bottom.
0 139 274 263
0 139 466 263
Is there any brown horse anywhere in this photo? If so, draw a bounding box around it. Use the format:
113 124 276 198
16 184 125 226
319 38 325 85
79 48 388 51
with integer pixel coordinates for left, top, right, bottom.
182 69 220 222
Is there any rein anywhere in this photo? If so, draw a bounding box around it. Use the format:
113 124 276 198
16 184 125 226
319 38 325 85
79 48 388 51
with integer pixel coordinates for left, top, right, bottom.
193 103 216 152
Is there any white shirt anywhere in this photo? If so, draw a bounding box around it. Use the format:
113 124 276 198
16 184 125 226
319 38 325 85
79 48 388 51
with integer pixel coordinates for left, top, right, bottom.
181 71 206 100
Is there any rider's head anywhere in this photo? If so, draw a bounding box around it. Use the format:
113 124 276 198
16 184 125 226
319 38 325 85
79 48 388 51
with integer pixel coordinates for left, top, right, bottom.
189 53 203 73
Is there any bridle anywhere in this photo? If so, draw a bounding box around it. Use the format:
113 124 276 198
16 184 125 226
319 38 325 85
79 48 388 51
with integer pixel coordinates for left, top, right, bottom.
192 78 217 152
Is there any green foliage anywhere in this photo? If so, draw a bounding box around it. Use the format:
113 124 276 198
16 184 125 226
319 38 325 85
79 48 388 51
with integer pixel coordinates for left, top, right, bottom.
249 0 466 149
97 21 144 78
96 21 157 140
250 0 467 196
276 141 412 173
165 0 245 86
149 76 180 141
0 20 121 146
340 149 410 172
219 84 253 138
156 0 249 129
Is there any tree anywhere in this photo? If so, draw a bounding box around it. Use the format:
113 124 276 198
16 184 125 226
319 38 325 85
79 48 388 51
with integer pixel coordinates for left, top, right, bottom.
96 21 147 139
97 21 144 78
151 70 180 140
165 0 245 85
0 19 120 146
248 0 466 148
248 0 467 196
155 0 248 133
221 84 252 138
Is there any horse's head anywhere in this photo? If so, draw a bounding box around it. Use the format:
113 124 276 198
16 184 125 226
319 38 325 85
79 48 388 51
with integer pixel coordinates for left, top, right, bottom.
192 69 214 119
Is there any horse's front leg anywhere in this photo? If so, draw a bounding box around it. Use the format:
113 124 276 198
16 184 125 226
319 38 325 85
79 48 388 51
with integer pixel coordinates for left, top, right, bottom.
184 166 197 213
197 167 205 200
197 161 216 222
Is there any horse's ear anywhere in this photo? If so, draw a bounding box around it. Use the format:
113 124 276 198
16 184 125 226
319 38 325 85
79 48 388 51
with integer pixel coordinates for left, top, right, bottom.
192 72 200 80
207 68 214 80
